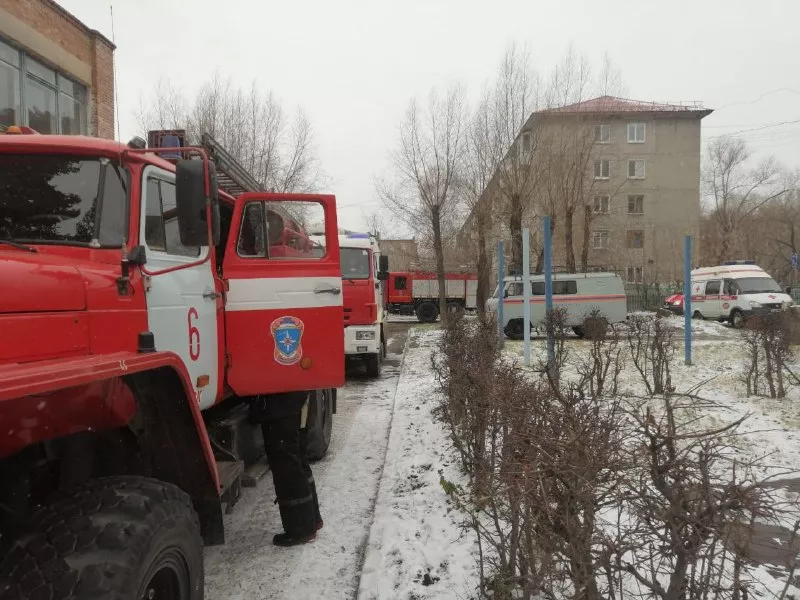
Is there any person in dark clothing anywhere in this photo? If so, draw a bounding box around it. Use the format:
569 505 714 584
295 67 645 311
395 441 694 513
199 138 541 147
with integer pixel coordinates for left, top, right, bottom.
252 392 322 546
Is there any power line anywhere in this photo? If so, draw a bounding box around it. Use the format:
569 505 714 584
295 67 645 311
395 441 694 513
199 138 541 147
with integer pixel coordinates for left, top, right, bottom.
706 118 800 139
713 88 800 111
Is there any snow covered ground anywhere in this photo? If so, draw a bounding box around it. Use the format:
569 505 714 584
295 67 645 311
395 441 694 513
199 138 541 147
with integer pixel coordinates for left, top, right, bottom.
358 329 479 600
205 317 800 599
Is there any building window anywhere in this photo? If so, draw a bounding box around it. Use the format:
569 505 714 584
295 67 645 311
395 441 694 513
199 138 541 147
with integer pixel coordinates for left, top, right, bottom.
627 230 645 249
628 159 646 179
593 195 610 214
594 124 610 143
521 131 531 153
592 230 610 250
628 195 644 214
593 159 610 180
627 122 646 143
0 37 87 134
626 266 644 283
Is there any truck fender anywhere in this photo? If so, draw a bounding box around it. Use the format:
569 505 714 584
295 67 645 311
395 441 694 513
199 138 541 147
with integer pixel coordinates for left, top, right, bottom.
0 350 223 544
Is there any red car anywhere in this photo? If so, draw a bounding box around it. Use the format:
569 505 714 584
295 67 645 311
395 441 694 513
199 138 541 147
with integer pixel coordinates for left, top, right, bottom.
663 293 684 315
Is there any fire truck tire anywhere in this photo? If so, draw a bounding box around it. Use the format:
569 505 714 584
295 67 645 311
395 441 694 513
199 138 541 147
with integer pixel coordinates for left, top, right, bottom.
416 302 439 324
305 389 333 462
0 476 203 600
365 353 381 378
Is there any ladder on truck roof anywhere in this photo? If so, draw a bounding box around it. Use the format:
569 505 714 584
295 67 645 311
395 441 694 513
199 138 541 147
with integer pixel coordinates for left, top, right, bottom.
200 132 265 197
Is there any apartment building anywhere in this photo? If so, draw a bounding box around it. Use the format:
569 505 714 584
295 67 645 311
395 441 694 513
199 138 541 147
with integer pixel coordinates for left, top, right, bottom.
0 0 115 137
458 96 712 284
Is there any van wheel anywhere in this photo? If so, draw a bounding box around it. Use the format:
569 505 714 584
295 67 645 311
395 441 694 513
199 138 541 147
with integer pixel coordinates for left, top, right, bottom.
692 311 703 320
505 319 525 340
305 389 334 461
730 309 746 329
415 302 439 323
0 477 203 600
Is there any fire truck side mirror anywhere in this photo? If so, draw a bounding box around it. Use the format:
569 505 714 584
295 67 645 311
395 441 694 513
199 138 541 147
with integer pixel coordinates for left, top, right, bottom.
378 255 389 276
376 270 389 281
176 160 211 247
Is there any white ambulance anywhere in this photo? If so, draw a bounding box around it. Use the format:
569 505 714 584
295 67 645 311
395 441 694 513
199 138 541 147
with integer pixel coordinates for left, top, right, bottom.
486 272 627 339
690 261 792 328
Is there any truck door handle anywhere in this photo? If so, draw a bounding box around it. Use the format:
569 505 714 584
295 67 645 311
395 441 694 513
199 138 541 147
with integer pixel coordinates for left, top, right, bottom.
203 290 221 300
314 285 341 295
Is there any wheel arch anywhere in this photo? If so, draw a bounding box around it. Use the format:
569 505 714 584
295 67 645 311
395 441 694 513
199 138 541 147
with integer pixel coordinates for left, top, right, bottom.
0 351 224 545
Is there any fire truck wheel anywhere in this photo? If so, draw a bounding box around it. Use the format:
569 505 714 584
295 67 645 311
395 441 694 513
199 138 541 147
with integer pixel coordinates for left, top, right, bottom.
415 302 439 324
305 389 333 461
365 353 381 378
0 476 203 600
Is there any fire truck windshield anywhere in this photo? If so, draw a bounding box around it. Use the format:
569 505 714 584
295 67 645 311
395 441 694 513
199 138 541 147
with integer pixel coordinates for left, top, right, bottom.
0 154 127 246
341 247 371 279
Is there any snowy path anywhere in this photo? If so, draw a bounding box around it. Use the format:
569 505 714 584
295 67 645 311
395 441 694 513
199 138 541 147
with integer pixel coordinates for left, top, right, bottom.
358 329 478 600
204 326 409 600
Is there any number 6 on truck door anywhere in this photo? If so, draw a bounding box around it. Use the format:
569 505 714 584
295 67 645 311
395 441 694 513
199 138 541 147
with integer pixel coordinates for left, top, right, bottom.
222 194 345 395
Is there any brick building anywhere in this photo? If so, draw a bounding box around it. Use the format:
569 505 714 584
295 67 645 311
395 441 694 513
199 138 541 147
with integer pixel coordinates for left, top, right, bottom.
0 0 115 138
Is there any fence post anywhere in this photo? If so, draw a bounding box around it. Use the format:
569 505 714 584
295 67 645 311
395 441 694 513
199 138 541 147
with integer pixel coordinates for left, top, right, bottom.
543 216 555 366
684 235 693 366
497 240 505 343
523 228 531 366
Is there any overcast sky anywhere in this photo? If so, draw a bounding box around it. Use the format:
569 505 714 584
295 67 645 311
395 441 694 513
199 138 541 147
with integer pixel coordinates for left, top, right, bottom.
59 0 800 233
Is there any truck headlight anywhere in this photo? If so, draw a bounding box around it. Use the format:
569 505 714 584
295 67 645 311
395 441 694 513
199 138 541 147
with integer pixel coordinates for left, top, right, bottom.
750 301 763 309
356 331 376 340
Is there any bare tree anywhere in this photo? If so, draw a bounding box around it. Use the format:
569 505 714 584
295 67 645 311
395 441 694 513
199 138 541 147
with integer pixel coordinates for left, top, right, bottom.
135 72 325 194
461 89 500 318
379 85 467 323
491 44 541 272
704 136 796 263
362 209 387 239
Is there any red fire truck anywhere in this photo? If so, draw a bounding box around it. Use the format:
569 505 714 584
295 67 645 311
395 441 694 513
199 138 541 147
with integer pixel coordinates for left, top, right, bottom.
310 229 389 377
386 270 478 323
0 127 344 598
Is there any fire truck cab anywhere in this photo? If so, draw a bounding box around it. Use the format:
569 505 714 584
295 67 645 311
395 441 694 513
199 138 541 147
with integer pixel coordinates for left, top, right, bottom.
310 229 388 377
0 128 344 598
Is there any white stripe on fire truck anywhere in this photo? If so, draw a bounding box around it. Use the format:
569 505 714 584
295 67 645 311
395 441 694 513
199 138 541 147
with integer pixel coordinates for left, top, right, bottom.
225 277 344 312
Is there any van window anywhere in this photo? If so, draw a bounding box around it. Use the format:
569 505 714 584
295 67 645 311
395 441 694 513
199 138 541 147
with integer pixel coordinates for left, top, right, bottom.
554 280 577 295
723 279 739 295
505 282 524 297
705 280 721 295
527 281 577 295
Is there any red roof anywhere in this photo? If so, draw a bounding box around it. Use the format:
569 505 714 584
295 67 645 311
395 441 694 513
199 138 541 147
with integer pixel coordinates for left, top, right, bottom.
544 96 708 114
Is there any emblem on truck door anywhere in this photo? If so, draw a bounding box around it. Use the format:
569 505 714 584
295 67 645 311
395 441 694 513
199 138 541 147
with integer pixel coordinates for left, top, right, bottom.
270 316 305 365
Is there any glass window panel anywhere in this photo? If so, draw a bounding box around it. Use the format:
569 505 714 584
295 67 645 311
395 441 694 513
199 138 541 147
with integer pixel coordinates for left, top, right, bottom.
26 76 57 133
0 61 20 128
59 92 84 134
26 56 56 84
58 75 86 102
0 38 19 67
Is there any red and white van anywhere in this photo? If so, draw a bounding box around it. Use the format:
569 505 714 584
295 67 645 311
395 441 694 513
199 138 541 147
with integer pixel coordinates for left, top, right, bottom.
690 261 793 327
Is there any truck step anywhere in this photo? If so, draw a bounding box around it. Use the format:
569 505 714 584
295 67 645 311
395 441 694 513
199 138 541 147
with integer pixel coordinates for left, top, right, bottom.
242 457 270 488
217 460 245 514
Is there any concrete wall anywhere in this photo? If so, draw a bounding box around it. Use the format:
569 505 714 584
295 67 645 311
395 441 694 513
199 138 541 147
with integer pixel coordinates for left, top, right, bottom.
0 0 115 138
